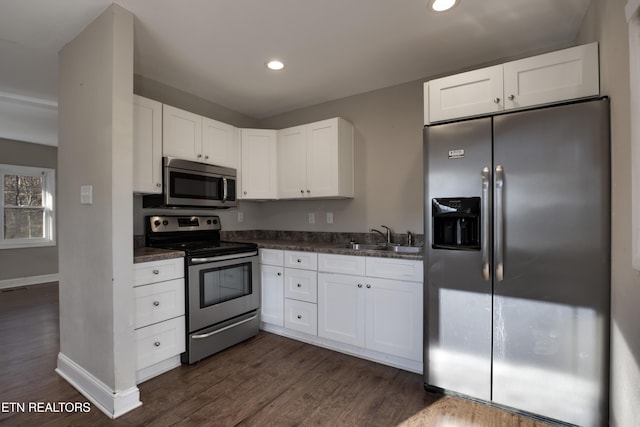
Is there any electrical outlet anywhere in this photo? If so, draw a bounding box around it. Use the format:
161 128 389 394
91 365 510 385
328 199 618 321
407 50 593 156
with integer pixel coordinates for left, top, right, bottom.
326 212 333 224
237 211 244 223
308 212 315 224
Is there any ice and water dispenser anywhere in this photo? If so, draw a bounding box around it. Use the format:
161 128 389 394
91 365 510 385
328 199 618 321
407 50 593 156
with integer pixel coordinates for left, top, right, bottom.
432 197 481 250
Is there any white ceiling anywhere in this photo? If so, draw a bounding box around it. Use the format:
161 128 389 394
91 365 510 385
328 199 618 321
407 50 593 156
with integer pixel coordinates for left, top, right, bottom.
0 0 592 146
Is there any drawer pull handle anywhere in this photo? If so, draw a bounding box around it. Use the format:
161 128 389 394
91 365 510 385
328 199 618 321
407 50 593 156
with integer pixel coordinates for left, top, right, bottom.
154 341 161 347
297 283 301 288
153 301 160 307
297 259 302 263
357 283 363 288
277 272 282 276
192 315 258 339
297 315 302 319
152 269 159 275
366 284 371 289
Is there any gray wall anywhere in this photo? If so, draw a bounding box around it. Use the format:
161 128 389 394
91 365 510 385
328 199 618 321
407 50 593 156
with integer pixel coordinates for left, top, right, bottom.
577 1 639 426
0 138 58 281
58 3 137 402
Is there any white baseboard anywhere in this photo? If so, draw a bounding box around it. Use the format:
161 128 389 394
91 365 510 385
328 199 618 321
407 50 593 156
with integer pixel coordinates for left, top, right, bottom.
260 323 423 374
56 352 142 419
136 355 181 384
0 273 59 290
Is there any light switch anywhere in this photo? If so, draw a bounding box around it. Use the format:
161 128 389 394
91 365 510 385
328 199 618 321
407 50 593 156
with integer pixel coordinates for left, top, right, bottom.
80 185 93 205
237 211 244 223
308 212 315 224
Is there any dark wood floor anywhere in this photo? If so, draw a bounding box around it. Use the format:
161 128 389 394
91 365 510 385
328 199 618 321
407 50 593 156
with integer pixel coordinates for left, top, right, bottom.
0 282 552 426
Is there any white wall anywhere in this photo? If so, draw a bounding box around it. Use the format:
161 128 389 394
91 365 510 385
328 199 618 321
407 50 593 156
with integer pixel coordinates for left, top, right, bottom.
576 1 640 426
57 4 139 417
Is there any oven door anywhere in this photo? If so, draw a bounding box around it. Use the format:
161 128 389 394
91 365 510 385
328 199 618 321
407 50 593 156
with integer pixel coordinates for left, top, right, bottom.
187 251 259 333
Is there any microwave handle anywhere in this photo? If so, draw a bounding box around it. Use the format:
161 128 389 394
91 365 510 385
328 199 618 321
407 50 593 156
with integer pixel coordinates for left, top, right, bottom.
222 177 228 202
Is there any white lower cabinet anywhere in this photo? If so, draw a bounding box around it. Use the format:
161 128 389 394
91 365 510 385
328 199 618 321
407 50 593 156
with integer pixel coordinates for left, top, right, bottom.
259 249 284 327
133 258 186 384
284 298 318 335
259 250 423 372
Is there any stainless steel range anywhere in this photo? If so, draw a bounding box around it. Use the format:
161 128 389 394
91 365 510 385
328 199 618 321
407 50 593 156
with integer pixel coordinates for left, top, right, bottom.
145 215 260 364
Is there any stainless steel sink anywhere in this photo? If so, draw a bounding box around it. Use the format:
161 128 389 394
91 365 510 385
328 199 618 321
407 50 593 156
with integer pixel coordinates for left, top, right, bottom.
346 243 387 250
345 242 422 253
388 245 422 254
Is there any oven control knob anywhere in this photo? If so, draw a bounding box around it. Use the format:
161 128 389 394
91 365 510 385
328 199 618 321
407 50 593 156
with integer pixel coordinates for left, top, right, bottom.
154 220 161 227
162 220 169 226
207 219 212 225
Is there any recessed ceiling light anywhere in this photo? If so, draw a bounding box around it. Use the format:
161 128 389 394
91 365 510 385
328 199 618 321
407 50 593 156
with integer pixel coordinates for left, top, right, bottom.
266 60 285 71
429 0 457 12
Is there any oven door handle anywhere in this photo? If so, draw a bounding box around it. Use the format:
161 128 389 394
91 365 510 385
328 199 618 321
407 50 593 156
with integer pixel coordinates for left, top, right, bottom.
190 251 258 264
191 315 258 340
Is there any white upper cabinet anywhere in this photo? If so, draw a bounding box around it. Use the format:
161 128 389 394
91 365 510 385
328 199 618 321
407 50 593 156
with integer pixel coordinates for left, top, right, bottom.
428 65 503 124
202 117 238 168
162 104 202 161
163 104 239 168
277 125 307 198
133 95 163 194
425 42 600 124
502 42 599 110
277 118 354 199
240 128 278 199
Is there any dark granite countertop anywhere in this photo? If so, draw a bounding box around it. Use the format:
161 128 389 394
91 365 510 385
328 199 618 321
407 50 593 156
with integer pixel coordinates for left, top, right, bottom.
134 247 185 264
241 239 424 261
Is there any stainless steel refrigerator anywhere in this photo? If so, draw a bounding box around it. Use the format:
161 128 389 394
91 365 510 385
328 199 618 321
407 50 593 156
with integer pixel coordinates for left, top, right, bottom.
423 98 610 426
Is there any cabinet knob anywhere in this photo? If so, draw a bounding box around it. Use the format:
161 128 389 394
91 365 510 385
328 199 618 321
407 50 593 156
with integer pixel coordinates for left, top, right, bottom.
153 301 160 307
156 183 161 187
357 283 363 288
154 341 161 347
152 269 159 275
277 272 281 276
205 155 209 160
306 189 310 194
508 94 515 101
197 154 202 158
300 190 304 194
493 97 501 104
297 259 302 263
243 191 247 195
297 315 302 319
297 283 302 288
366 284 371 289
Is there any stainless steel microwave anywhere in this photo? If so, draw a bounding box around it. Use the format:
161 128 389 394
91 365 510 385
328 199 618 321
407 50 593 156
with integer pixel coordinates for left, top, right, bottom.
143 157 237 208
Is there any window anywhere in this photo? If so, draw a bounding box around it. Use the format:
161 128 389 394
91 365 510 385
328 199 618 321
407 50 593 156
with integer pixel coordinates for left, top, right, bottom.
0 164 55 249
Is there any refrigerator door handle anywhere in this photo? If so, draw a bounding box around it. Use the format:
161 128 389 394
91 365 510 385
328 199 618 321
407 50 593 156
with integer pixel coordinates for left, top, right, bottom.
495 165 504 281
481 167 491 281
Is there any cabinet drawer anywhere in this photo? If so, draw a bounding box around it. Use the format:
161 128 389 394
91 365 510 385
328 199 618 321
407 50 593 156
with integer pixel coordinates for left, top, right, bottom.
284 299 317 336
284 250 318 270
260 248 284 266
136 316 186 370
365 257 423 282
318 253 366 276
284 268 317 303
134 258 184 286
134 278 185 329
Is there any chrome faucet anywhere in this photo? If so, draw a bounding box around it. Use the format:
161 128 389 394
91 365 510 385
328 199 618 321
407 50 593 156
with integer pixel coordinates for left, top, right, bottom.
369 228 387 243
380 225 393 243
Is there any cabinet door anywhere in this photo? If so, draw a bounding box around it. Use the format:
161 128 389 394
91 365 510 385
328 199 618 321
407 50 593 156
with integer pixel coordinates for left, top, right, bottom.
240 129 278 199
277 125 307 198
162 104 202 161
364 277 422 361
317 273 365 347
202 117 238 168
503 42 599 110
306 118 340 197
428 65 503 123
133 95 162 194
260 264 284 326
